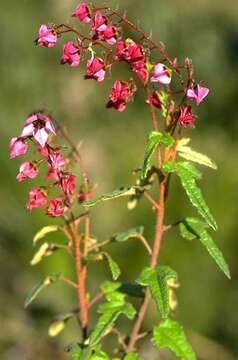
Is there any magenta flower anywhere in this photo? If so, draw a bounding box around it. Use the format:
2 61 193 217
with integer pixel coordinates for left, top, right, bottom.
60 174 76 196
92 11 107 34
21 113 56 148
101 24 117 45
46 197 65 217
132 60 148 83
61 42 81 67
48 152 65 172
146 91 162 109
37 25 57 48
178 106 196 128
187 85 209 105
151 63 172 84
116 40 144 62
85 58 105 82
27 188 48 210
16 162 38 182
10 137 28 159
107 80 134 112
72 2 91 23
37 144 49 158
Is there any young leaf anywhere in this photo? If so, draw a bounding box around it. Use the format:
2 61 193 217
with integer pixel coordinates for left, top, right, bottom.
153 319 196 360
48 310 76 337
111 226 144 243
141 131 175 179
176 161 217 230
33 225 61 245
83 187 137 208
103 253 121 280
24 273 62 308
180 218 230 279
124 353 141 360
70 346 91 360
177 145 217 170
30 242 63 266
90 350 110 360
137 266 177 319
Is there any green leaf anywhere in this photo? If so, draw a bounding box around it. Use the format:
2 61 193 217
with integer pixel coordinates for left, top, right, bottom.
177 145 217 170
90 350 110 360
180 218 230 279
30 242 64 266
83 187 137 208
24 273 62 308
141 131 175 179
111 226 144 242
176 161 217 230
137 266 177 319
124 353 141 360
153 319 196 360
103 253 121 280
70 347 91 360
33 225 61 245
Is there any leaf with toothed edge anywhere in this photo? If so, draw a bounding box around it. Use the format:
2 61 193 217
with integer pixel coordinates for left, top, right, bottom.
103 253 121 280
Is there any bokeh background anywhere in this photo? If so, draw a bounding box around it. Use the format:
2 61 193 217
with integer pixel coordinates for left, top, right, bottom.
1 0 238 359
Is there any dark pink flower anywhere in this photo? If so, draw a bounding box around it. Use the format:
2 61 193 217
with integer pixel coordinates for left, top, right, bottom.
116 40 144 62
61 42 81 67
85 58 105 82
146 91 162 109
178 106 196 128
107 80 134 112
27 188 48 210
132 60 148 83
37 25 57 48
151 63 172 84
17 162 38 182
100 24 117 45
10 137 28 159
59 174 76 196
37 144 49 157
46 197 65 217
92 11 107 33
187 85 209 105
72 2 91 23
21 113 56 148
48 152 65 172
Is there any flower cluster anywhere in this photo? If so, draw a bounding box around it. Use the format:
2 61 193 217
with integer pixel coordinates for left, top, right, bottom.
10 112 78 217
35 2 209 128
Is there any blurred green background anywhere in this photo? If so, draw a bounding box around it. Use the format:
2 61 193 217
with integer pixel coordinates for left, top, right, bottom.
1 0 238 359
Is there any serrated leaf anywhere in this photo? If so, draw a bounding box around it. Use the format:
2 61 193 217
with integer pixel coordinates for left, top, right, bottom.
137 266 177 319
162 161 176 175
90 350 110 360
24 273 62 308
111 226 144 242
124 353 141 360
33 225 61 245
177 145 217 170
83 187 137 208
70 347 91 360
180 218 230 279
176 161 217 230
30 242 63 266
101 281 121 295
141 131 175 179
103 253 121 280
153 319 196 360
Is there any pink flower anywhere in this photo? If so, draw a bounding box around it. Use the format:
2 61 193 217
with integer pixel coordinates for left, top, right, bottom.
107 80 134 112
37 25 57 48
72 2 91 23
61 42 81 67
10 137 28 159
85 58 105 82
178 106 196 128
27 188 48 210
46 197 65 217
48 152 65 172
187 85 209 105
116 40 144 62
132 60 148 83
17 162 38 182
151 63 172 84
59 174 75 196
92 11 107 33
146 91 162 109
21 113 56 148
100 24 117 45
37 144 49 157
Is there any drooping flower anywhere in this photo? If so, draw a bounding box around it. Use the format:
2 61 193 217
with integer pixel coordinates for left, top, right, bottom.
146 91 162 109
116 40 144 62
21 113 56 148
178 106 196 128
132 60 148 83
100 24 117 45
59 174 76 196
85 58 105 82
37 144 49 158
61 42 81 67
46 152 66 180
36 25 57 48
46 197 65 217
17 162 38 182
72 2 91 23
187 85 209 105
150 63 172 84
10 137 28 159
107 80 135 112
27 188 48 210
92 11 107 34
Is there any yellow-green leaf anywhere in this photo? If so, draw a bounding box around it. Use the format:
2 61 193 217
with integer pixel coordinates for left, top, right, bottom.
177 145 217 170
33 225 61 245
